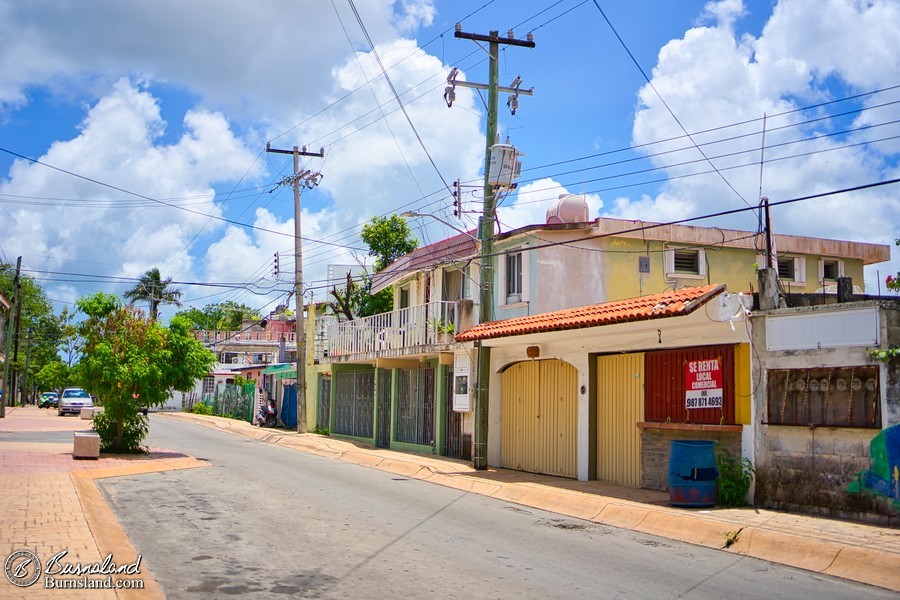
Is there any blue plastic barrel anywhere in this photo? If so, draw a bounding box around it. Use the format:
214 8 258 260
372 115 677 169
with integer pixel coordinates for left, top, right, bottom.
668 440 718 507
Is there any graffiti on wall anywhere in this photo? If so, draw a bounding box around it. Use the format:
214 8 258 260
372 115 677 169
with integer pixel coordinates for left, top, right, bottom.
847 424 900 508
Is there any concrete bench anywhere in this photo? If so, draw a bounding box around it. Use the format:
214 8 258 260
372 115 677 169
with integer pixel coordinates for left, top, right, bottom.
73 432 100 459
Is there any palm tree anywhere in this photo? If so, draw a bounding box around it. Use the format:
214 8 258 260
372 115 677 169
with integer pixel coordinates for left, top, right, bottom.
124 268 183 321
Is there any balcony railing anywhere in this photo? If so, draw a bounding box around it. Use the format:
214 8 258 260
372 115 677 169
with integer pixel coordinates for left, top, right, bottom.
326 301 458 362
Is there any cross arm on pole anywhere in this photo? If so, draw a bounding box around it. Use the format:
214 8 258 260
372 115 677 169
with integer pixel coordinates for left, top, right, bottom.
265 143 325 158
454 30 535 48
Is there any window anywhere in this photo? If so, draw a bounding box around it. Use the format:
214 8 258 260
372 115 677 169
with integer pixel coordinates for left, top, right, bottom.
505 252 523 303
664 246 706 279
766 366 880 428
777 256 806 283
822 259 840 280
777 258 794 280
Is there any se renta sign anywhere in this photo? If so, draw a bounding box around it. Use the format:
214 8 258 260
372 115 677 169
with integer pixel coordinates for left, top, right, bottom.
685 358 723 410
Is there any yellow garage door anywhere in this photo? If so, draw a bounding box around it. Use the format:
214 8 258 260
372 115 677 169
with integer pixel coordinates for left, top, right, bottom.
596 354 644 487
501 359 577 478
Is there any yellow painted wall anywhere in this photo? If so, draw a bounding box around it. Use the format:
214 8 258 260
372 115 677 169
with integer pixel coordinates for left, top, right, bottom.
596 354 645 487
598 238 867 300
734 343 751 425
501 359 578 478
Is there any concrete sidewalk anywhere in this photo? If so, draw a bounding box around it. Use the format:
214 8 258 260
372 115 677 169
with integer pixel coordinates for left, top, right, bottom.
162 410 900 593
0 406 206 599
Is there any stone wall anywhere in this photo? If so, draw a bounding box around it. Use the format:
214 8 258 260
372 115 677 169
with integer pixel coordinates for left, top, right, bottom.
755 425 898 525
640 427 742 491
751 301 900 524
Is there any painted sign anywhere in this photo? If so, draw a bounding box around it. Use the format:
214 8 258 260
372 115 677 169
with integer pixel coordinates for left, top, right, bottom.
685 358 723 410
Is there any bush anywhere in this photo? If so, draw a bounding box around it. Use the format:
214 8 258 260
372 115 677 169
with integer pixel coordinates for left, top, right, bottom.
716 447 755 507
92 410 148 454
192 402 214 415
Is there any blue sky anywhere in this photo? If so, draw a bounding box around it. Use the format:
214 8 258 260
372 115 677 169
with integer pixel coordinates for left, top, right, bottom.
0 0 897 318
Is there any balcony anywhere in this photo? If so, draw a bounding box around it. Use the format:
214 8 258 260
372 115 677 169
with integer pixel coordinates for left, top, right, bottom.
326 300 460 363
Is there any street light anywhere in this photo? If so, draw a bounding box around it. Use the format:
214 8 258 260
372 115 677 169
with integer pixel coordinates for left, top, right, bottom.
399 211 479 241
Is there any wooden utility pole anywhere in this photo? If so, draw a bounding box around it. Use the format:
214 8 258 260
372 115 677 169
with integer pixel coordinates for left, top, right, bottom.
454 28 535 470
1 256 22 417
265 143 324 433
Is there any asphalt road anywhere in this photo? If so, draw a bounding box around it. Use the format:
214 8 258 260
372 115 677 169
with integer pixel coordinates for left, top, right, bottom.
98 417 895 599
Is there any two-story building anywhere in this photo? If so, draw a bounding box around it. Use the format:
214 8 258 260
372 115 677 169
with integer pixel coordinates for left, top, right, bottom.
318 200 891 485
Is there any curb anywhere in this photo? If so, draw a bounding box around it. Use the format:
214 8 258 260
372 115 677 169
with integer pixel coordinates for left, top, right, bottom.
160 412 900 592
73 457 210 599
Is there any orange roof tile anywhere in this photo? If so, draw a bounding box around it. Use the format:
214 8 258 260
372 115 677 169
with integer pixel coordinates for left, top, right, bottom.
455 284 726 342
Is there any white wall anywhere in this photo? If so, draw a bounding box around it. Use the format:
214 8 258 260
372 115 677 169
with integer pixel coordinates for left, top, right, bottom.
483 309 751 480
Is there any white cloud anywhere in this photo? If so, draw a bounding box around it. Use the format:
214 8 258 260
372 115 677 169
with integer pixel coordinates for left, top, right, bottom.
0 0 435 123
0 79 260 303
622 0 900 291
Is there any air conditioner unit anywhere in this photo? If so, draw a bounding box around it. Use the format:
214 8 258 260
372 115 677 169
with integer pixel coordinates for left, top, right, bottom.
232 357 240 364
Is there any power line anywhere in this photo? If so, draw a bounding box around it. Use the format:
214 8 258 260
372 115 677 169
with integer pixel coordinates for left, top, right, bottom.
0 146 365 253
346 0 456 203
591 0 752 210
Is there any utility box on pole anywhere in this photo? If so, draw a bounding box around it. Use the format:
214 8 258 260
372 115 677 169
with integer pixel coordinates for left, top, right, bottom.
487 144 523 189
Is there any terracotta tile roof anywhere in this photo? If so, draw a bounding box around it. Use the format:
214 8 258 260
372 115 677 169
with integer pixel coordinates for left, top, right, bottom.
455 284 726 342
371 231 478 293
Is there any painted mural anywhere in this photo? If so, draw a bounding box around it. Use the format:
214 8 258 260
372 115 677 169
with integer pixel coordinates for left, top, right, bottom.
847 424 900 509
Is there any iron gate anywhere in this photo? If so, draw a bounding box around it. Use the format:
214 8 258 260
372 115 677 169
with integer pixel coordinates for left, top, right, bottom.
376 370 392 448
333 371 374 438
444 368 469 459
317 374 331 431
396 367 435 445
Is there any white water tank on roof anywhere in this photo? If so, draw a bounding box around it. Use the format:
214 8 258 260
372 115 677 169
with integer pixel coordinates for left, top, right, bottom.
546 194 589 224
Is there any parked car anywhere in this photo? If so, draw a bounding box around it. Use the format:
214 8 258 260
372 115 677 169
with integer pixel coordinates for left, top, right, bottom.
38 392 59 408
57 387 93 416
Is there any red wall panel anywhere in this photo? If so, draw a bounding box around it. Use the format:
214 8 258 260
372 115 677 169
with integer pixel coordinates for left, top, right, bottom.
644 345 736 425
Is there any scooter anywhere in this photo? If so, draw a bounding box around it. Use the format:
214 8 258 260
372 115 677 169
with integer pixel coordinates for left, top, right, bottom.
257 400 277 428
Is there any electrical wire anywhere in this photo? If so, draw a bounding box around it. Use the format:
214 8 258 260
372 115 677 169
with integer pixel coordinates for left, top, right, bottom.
591 0 752 210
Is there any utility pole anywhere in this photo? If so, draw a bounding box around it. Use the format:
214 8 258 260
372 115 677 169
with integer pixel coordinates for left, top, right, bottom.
22 328 32 405
453 27 535 470
10 264 23 407
1 257 21 417
265 143 324 434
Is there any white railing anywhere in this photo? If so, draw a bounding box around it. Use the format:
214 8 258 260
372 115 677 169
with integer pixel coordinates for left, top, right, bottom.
326 301 458 361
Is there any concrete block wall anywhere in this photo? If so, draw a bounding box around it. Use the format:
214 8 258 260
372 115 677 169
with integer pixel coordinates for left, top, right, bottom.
640 429 741 490
756 426 897 525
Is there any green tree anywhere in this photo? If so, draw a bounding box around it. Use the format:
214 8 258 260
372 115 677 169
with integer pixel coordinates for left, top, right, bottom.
123 268 184 321
76 292 215 452
34 359 70 392
0 262 63 400
330 215 418 319
361 215 419 272
175 301 261 331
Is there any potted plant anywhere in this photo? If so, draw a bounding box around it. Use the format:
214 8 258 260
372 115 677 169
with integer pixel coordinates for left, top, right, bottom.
429 318 456 344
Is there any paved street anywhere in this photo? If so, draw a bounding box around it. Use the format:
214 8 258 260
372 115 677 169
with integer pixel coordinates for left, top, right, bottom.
98 416 895 599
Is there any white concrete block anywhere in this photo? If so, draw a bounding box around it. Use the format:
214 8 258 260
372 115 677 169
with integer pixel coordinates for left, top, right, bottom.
73 432 100 459
80 407 94 419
